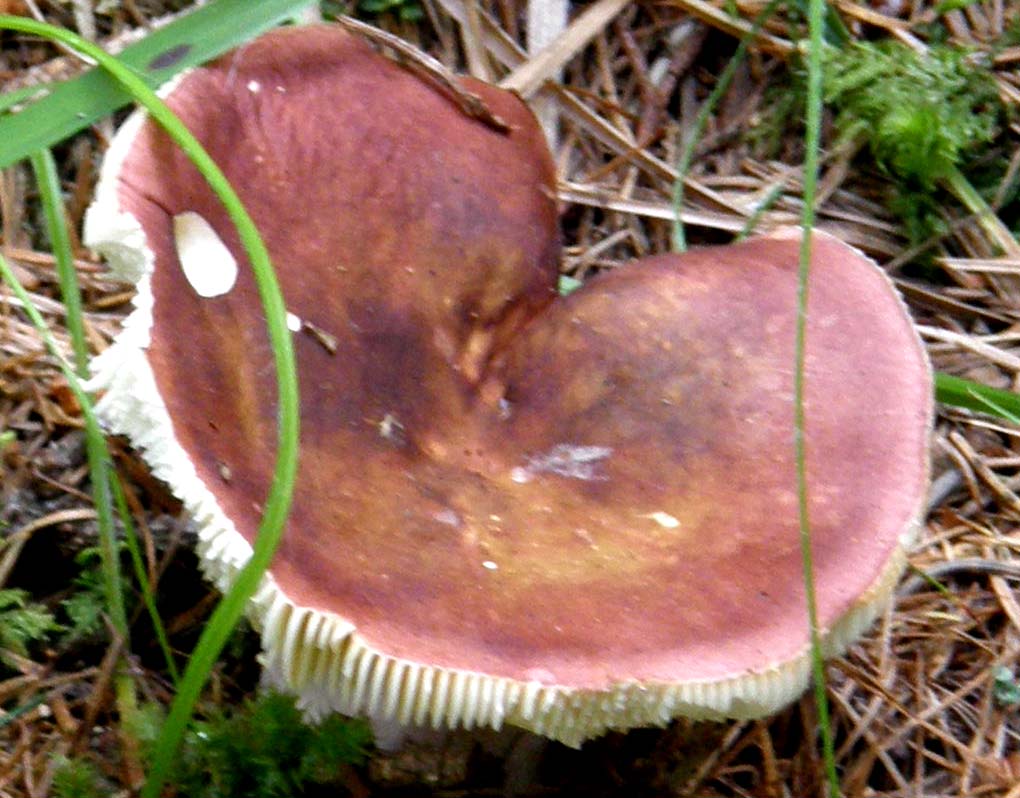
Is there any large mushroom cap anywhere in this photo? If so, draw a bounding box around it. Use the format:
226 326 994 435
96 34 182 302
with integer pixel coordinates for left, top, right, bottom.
87 24 932 747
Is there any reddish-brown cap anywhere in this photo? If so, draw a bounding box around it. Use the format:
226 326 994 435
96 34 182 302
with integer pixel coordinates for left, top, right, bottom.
87 25 931 747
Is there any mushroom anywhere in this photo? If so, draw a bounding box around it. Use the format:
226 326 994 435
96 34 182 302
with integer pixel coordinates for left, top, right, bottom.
86 25 932 747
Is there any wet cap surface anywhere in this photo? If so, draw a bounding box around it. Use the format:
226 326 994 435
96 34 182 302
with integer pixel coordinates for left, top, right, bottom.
86 25 932 742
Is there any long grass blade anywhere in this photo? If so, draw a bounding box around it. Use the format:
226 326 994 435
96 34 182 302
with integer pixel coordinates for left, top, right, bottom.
32 152 179 684
0 251 125 635
29 148 128 640
797 0 839 794
0 0 315 168
0 18 301 798
29 151 89 377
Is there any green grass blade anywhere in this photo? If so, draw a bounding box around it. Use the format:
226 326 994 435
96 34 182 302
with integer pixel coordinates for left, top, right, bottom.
0 18 301 798
736 182 786 241
797 1 839 795
0 0 315 168
671 0 783 252
111 474 181 685
0 250 126 639
30 150 89 376
32 146 179 684
0 85 45 115
935 372 1020 421
29 148 128 641
789 0 851 46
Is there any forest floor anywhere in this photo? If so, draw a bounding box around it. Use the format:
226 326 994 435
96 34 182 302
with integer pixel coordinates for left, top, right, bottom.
2 0 1020 796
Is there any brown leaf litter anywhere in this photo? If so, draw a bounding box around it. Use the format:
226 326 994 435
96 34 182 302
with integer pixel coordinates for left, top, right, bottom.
2 0 1020 795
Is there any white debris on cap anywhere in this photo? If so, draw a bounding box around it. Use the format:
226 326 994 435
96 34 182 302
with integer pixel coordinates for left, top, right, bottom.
173 211 238 298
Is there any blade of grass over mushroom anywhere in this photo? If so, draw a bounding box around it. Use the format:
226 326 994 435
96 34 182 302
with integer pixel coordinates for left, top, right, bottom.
797 0 839 794
671 0 783 252
935 373 1020 421
29 148 127 641
0 0 316 168
0 19 301 797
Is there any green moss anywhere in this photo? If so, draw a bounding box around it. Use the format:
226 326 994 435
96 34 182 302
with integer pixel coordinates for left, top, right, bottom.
51 756 111 798
821 40 1007 242
994 666 1020 707
823 41 1001 189
60 546 127 644
0 588 61 669
154 691 371 798
313 0 427 22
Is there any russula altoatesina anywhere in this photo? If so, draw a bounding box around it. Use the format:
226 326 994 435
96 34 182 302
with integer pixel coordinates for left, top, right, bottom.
85 24 933 747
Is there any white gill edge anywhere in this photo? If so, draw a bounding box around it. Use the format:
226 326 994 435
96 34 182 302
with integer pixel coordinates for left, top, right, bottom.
84 107 923 745
83 106 153 287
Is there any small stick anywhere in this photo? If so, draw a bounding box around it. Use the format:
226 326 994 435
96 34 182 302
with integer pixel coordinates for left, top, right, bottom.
899 558 1020 597
335 16 509 134
302 320 338 355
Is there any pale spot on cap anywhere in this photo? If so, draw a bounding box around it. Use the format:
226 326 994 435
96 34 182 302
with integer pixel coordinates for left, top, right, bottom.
644 511 680 529
173 211 237 298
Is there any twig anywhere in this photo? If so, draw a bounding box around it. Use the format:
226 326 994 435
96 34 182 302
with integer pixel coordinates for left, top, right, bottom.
0 508 98 589
335 16 509 133
899 558 1020 596
500 0 630 97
